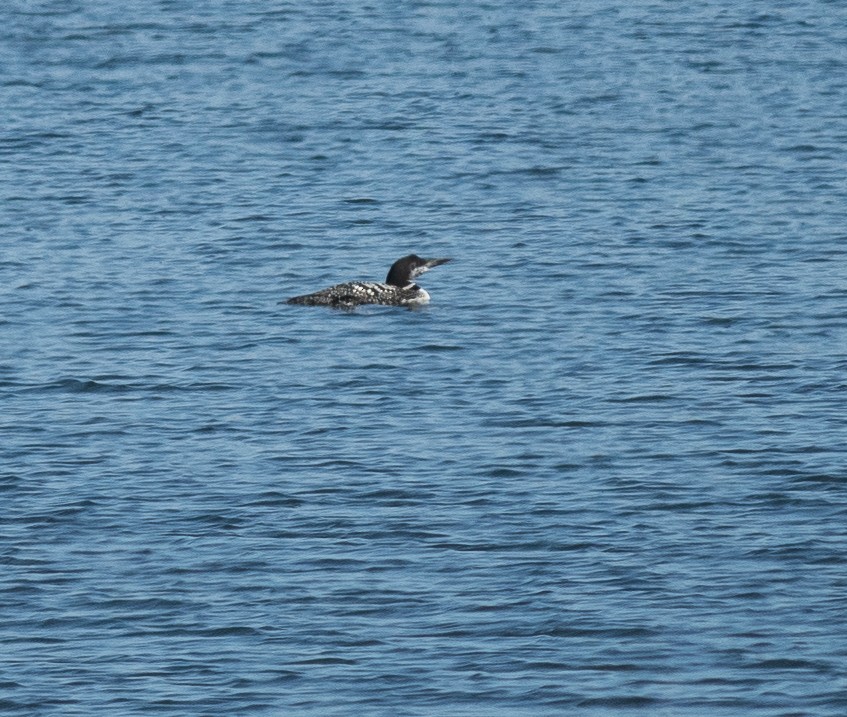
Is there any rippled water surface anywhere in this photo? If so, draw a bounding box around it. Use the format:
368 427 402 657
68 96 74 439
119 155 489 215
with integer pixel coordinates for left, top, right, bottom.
3 1 847 715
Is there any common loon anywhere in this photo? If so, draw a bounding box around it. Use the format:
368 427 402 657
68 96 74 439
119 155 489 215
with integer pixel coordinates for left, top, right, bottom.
285 254 451 308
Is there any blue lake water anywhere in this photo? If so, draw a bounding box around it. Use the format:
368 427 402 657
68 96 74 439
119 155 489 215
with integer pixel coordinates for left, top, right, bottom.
2 1 847 714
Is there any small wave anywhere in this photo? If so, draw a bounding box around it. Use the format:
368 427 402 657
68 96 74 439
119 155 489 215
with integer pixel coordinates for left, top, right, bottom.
41 378 131 394
242 491 303 508
611 393 677 403
418 344 464 352
22 379 239 395
746 658 832 672
577 695 658 708
293 656 357 666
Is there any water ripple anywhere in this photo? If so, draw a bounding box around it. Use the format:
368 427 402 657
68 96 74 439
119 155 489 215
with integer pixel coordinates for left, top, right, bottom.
2 1 846 715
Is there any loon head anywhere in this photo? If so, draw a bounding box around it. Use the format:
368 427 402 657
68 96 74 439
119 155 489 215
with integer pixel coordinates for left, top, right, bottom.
385 254 451 287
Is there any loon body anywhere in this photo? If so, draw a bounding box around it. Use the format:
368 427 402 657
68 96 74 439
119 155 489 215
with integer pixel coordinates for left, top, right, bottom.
285 254 451 308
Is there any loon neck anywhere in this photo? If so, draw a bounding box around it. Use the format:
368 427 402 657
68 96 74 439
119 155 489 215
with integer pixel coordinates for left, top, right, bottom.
385 268 412 287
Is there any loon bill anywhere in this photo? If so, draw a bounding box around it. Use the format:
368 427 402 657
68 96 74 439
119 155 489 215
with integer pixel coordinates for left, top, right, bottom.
284 254 451 308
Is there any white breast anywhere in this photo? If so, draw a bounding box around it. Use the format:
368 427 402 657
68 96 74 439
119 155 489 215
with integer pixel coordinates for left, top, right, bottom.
406 287 430 304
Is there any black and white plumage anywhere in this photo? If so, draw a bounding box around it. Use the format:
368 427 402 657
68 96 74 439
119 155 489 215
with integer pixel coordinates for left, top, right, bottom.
285 254 451 308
